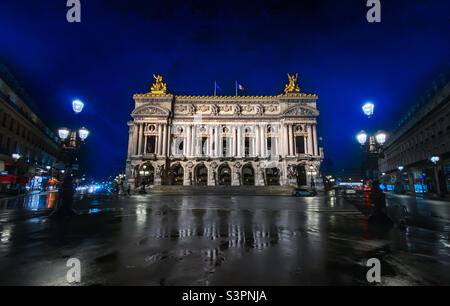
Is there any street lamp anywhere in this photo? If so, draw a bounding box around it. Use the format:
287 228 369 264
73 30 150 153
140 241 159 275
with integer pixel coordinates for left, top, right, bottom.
375 131 387 145
430 156 439 164
78 127 90 141
58 128 70 140
356 131 386 153
72 99 84 114
398 166 404 171
356 130 368 145
12 153 21 160
362 102 374 117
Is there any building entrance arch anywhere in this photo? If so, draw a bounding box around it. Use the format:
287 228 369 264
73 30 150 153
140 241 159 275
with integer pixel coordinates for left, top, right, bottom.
195 164 208 186
266 167 280 185
242 164 255 186
218 164 231 185
169 164 184 185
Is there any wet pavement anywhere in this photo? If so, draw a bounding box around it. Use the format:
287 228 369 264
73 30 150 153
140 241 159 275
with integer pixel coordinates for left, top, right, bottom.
0 191 449 285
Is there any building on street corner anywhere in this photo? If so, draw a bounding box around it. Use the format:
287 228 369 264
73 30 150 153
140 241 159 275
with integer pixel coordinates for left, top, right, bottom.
125 74 324 189
0 64 61 193
379 72 450 197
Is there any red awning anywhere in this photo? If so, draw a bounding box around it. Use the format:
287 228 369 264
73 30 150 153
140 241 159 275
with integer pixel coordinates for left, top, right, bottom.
48 179 62 185
0 174 29 184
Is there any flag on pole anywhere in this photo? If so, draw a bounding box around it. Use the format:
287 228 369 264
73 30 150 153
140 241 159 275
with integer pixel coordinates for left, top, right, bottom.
235 81 244 96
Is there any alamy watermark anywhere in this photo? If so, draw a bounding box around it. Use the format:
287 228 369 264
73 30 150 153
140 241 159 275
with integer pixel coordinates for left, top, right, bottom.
66 258 81 283
366 0 381 23
66 0 81 23
366 258 381 283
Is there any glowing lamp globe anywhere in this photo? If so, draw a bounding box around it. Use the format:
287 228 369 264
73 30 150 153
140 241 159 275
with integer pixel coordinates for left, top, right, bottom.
72 99 84 114
430 156 439 164
362 102 374 117
78 127 90 141
356 131 368 145
398 166 404 171
375 131 387 145
58 128 70 140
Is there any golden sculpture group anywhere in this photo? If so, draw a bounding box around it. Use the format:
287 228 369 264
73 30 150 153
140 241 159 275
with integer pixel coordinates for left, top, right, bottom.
284 73 301 94
150 74 167 94
150 73 301 95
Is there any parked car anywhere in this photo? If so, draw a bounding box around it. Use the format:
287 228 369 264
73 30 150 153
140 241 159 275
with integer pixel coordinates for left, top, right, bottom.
344 188 357 195
292 188 317 197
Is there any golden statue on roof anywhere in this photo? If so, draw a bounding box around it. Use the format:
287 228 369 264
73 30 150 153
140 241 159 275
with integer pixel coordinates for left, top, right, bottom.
284 73 301 94
150 74 167 94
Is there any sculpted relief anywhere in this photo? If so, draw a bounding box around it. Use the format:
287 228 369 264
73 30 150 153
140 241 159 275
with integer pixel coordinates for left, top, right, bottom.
283 106 318 117
132 105 169 117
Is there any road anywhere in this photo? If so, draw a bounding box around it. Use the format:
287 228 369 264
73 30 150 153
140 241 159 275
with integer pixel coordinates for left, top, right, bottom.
0 191 448 285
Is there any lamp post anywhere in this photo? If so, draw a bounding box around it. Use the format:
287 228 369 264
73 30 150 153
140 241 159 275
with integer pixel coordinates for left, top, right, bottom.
52 100 89 216
356 103 392 225
430 156 441 195
356 129 387 182
307 165 317 191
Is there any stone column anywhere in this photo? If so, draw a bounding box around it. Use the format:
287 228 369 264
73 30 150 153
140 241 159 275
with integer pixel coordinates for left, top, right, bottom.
261 126 266 157
256 125 260 156
137 123 143 156
232 126 236 157
237 126 242 157
155 125 159 154
208 126 213 156
307 124 313 155
285 124 289 156
162 124 167 156
144 134 148 154
159 124 163 155
186 125 191 157
275 137 279 156
192 125 197 157
304 136 307 155
313 124 318 156
132 123 138 156
166 124 172 157
279 124 284 157
214 125 219 157
288 124 293 157
127 126 133 158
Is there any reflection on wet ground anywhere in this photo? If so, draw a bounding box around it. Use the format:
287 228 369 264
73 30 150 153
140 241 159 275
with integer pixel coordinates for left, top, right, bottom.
0 192 448 285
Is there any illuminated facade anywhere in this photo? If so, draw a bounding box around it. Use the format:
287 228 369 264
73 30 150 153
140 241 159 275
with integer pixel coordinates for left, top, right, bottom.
0 64 60 179
125 74 324 189
379 76 450 196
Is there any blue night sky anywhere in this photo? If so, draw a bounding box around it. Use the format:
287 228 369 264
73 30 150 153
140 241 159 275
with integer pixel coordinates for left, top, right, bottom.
0 0 449 179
